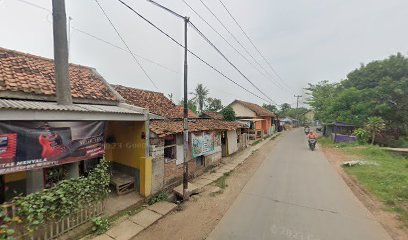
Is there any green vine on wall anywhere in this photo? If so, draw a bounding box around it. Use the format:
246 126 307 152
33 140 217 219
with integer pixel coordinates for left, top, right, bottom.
13 159 110 232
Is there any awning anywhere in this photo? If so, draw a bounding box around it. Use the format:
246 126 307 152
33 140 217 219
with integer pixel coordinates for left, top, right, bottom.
239 118 266 122
0 99 148 121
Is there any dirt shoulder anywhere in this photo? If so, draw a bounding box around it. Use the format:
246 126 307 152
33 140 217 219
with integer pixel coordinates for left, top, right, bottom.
322 147 408 240
131 134 283 240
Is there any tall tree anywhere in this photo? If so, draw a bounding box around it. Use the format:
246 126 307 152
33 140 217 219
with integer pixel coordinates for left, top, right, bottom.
262 104 277 113
221 106 236 121
206 97 223 112
280 103 291 113
306 53 408 145
191 84 209 113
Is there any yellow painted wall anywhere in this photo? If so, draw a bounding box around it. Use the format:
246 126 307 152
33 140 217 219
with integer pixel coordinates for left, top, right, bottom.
105 121 146 169
4 172 26 183
140 157 152 197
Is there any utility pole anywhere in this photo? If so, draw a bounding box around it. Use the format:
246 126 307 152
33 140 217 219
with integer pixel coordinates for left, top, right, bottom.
294 95 302 127
147 0 190 200
52 0 72 105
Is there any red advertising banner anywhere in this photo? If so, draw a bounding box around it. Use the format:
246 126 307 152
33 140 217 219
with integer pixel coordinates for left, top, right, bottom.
0 121 105 174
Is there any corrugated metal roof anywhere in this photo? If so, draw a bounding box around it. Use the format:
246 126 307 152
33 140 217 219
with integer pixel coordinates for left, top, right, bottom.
0 99 143 115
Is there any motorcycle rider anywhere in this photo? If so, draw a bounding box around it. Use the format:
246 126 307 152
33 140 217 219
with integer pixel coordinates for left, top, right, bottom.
307 130 317 139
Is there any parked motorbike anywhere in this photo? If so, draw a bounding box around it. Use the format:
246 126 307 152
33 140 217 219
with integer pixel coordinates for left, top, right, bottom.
308 138 317 151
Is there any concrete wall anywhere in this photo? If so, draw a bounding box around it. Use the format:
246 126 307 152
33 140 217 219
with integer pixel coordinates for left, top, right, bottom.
150 136 164 194
227 130 238 155
230 102 256 118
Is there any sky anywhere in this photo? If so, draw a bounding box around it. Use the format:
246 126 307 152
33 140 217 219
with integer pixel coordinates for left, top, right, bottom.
0 0 407 108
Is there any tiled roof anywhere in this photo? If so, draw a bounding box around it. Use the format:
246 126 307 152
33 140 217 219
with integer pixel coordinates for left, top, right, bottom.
202 111 223 120
150 119 244 137
0 47 117 102
234 100 274 117
113 85 198 119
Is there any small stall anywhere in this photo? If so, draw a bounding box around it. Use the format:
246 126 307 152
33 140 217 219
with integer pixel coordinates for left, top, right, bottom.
323 122 357 143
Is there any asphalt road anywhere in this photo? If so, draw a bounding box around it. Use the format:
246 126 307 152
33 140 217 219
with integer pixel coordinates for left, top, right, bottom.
207 129 392 240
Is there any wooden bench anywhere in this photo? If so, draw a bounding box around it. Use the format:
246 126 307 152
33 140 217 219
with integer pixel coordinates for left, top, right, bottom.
110 170 135 195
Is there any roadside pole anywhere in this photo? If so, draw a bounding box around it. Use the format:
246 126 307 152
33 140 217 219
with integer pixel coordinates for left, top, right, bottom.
183 16 190 200
294 95 302 127
52 0 72 105
147 0 190 200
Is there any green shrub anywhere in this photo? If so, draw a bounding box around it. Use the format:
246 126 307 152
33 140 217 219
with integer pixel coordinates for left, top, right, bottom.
354 128 369 144
148 192 168 205
14 158 110 231
91 217 110 235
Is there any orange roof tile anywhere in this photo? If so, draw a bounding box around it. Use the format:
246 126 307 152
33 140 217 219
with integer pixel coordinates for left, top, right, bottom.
233 100 274 117
113 85 198 119
150 119 244 137
202 111 223 120
0 47 117 102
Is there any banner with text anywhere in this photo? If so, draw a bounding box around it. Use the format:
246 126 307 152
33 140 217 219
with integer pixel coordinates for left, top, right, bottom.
0 121 105 174
192 132 220 158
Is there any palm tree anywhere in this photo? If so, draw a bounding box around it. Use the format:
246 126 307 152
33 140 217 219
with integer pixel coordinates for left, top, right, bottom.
191 84 209 113
365 117 386 145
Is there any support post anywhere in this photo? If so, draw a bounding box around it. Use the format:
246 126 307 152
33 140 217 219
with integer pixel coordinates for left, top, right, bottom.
52 0 72 105
183 17 190 200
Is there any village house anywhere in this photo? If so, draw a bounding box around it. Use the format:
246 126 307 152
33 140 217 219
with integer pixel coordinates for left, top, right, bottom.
228 100 276 140
113 85 245 193
0 47 154 206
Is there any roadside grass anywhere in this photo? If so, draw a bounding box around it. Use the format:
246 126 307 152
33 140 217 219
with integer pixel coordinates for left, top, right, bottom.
210 173 230 197
321 137 408 227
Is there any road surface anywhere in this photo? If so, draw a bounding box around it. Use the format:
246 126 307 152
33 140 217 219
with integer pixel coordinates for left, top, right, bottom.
207 129 392 240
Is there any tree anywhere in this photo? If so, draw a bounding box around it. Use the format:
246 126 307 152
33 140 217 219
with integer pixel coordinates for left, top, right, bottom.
305 53 408 140
191 84 209 113
365 117 386 145
206 97 223 112
280 103 291 113
179 99 197 113
262 104 277 113
221 106 236 121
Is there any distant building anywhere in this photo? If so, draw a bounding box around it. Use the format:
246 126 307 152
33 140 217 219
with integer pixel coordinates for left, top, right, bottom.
228 100 277 139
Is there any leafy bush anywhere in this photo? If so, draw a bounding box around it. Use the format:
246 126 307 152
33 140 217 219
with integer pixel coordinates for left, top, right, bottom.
14 158 110 231
148 192 168 205
354 128 369 144
91 217 110 235
0 211 18 240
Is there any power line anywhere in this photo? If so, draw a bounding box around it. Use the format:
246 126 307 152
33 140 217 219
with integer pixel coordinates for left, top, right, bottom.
71 27 178 74
116 0 272 104
181 0 282 90
198 0 285 91
94 0 159 89
188 21 277 104
217 0 294 92
15 0 51 12
13 0 177 74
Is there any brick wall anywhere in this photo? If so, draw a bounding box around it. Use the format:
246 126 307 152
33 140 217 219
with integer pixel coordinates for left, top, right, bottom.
150 133 223 190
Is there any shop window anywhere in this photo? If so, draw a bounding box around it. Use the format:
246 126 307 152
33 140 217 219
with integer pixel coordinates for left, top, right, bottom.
164 135 176 162
196 155 204 167
44 165 67 189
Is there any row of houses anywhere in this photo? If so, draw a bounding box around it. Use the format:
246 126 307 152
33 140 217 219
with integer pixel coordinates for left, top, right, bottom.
0 47 277 222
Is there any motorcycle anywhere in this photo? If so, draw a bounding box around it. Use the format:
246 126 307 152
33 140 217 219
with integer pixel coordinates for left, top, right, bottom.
304 127 310 135
308 138 317 151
